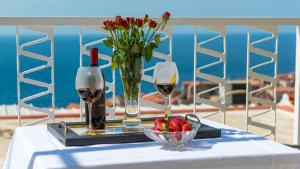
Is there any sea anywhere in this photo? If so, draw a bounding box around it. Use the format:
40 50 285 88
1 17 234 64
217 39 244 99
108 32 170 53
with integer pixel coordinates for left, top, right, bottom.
0 27 296 108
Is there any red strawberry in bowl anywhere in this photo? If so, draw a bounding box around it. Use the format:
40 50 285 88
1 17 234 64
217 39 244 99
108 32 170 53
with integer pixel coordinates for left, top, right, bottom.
177 118 188 126
145 115 201 146
169 119 181 132
153 124 161 131
153 122 167 132
154 118 165 125
170 118 182 125
182 124 192 131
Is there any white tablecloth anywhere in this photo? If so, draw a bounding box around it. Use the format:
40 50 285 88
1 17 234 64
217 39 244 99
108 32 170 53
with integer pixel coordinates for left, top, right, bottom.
4 119 300 169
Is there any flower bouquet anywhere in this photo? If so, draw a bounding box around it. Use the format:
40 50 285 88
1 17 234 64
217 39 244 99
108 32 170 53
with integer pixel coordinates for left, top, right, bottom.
103 11 171 128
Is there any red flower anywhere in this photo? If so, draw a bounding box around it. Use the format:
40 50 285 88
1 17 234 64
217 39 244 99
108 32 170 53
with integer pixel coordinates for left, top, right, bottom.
148 19 157 28
136 18 144 27
109 21 115 30
115 16 122 21
162 11 171 20
103 20 111 29
115 16 123 25
114 16 129 28
103 20 115 30
103 20 110 28
126 17 135 26
119 19 128 28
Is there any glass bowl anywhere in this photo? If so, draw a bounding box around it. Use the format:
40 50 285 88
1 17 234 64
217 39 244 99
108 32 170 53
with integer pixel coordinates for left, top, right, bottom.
144 114 201 147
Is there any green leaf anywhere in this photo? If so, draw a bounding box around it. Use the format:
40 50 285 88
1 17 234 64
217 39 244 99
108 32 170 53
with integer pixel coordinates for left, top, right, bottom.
132 28 138 38
154 35 161 45
112 61 118 71
150 42 158 49
118 50 126 62
103 38 113 48
131 44 140 56
111 54 119 71
114 49 126 64
144 45 153 62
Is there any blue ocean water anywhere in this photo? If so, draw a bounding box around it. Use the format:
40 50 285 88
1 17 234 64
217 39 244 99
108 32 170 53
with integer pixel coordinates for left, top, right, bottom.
0 31 296 108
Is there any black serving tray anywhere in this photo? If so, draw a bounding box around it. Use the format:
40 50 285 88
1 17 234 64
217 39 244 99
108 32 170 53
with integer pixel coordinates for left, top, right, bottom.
47 116 221 146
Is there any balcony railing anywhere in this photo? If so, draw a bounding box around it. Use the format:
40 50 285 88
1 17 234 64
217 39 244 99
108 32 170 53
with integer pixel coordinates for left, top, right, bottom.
1 17 300 145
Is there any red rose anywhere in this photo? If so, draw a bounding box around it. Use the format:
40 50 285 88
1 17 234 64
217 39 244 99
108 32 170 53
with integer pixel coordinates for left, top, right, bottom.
136 18 144 27
103 20 110 28
103 20 111 30
162 11 171 20
115 16 124 26
119 19 128 28
109 21 115 30
126 17 135 26
148 19 157 28
103 20 115 30
115 15 122 21
114 16 128 28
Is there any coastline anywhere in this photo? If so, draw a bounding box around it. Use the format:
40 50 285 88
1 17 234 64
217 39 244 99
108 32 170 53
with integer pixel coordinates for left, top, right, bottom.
0 72 295 119
0 103 294 120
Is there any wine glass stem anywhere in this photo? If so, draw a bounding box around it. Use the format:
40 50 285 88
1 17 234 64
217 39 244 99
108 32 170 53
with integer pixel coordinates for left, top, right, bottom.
164 96 170 122
88 103 93 131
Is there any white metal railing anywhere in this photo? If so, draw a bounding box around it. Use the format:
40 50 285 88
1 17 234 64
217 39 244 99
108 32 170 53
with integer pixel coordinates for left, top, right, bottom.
194 26 226 123
246 26 278 140
1 17 300 144
16 26 55 126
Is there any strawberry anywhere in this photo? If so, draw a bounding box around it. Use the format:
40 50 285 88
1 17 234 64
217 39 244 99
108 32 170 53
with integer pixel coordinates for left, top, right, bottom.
178 118 187 126
153 123 162 131
171 118 187 127
154 118 165 125
169 120 181 132
154 122 167 132
170 118 182 126
182 124 192 131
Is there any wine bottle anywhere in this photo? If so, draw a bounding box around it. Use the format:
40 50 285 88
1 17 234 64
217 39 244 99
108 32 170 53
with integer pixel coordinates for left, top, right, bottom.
84 47 106 129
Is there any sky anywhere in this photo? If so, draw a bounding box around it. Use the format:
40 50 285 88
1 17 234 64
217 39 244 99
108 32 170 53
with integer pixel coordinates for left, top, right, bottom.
0 0 298 34
0 0 299 18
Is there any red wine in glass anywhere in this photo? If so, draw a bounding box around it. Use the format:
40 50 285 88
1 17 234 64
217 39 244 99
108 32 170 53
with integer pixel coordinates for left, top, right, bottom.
155 83 177 96
77 88 103 104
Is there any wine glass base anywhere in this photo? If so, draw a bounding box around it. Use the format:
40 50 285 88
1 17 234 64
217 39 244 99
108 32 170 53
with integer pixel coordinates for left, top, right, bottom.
86 128 97 136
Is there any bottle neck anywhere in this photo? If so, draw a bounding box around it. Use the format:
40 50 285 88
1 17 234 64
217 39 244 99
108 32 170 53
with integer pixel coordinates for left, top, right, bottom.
90 48 98 66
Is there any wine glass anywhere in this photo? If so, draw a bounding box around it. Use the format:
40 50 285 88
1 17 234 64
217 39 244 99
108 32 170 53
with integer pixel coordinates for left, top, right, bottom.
153 62 179 122
76 67 104 135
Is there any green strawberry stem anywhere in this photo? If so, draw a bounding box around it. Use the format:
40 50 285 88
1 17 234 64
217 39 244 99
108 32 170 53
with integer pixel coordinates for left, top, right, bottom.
164 108 168 123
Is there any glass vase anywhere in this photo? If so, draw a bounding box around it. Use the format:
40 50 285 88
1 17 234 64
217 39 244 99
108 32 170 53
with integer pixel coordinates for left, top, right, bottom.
120 57 143 129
